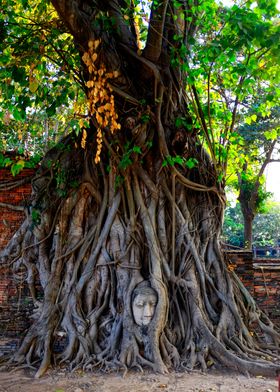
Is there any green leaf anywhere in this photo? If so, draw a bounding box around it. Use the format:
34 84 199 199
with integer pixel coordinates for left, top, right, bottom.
185 158 198 169
29 79 39 93
11 160 25 176
251 114 257 122
245 117 252 125
132 146 142 154
173 155 184 165
12 107 25 121
46 102 57 117
11 66 26 83
264 129 277 140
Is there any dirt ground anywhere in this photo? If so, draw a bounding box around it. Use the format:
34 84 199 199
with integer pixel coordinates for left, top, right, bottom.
0 368 278 392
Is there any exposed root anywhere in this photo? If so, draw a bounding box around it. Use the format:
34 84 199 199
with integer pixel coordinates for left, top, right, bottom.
1 125 279 379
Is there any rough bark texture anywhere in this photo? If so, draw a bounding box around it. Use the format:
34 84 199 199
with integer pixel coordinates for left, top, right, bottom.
239 197 254 250
1 0 279 379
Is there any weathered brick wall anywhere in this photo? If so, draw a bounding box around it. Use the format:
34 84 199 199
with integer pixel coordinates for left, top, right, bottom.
225 250 280 328
224 250 254 295
0 168 35 355
253 258 280 326
0 267 34 336
0 168 33 250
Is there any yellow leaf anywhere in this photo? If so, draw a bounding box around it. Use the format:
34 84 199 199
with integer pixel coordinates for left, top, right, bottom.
92 53 98 62
94 39 100 50
29 79 39 93
124 15 129 20
96 113 103 124
86 80 94 88
82 52 89 63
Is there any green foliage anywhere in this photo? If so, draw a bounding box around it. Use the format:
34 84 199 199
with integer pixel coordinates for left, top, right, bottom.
118 143 142 170
181 0 280 180
175 116 193 131
162 155 198 168
253 202 280 247
115 174 124 190
238 174 272 213
0 0 86 159
0 152 40 175
10 159 25 176
54 166 67 197
222 201 280 248
31 208 41 226
222 203 244 247
0 153 13 167
0 0 279 187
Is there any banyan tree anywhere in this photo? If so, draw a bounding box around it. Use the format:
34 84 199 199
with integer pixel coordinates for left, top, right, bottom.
1 0 279 379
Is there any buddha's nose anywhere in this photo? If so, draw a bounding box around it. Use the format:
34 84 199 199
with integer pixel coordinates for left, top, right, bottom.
143 304 153 318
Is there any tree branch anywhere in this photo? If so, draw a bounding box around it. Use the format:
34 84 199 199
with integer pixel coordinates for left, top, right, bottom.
268 159 280 163
51 0 137 50
51 0 94 48
0 202 25 212
143 0 169 63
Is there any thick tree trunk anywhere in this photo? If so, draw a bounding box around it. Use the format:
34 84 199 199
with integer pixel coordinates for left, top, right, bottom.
243 212 254 250
0 0 279 379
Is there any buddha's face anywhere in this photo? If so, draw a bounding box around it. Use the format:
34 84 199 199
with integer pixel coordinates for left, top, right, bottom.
132 290 157 326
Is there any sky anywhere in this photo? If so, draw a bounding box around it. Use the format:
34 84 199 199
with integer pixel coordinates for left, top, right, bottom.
265 163 280 202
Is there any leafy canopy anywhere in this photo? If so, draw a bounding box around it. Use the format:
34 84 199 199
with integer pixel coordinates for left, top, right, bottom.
0 0 279 180
0 0 85 162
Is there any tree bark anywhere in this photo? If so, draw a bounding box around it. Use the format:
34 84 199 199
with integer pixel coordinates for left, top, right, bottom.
243 211 254 249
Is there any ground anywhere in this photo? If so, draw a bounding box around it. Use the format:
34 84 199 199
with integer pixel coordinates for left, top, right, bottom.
0 368 278 392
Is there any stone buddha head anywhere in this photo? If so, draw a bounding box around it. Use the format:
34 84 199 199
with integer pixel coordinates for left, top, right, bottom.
132 281 158 326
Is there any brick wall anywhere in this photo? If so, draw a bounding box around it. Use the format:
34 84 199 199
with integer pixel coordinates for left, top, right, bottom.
224 250 254 295
253 258 280 326
225 250 280 327
0 169 35 355
0 168 33 250
0 267 34 336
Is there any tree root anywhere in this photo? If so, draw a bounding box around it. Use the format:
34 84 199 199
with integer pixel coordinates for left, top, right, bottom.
1 142 280 379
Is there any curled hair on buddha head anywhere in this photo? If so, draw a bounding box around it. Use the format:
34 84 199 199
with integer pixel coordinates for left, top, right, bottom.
132 280 157 302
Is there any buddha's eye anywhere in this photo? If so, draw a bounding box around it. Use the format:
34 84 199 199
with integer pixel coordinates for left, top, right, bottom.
135 302 144 307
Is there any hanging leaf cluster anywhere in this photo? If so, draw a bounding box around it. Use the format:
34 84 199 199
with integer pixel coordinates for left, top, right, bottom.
82 39 121 163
